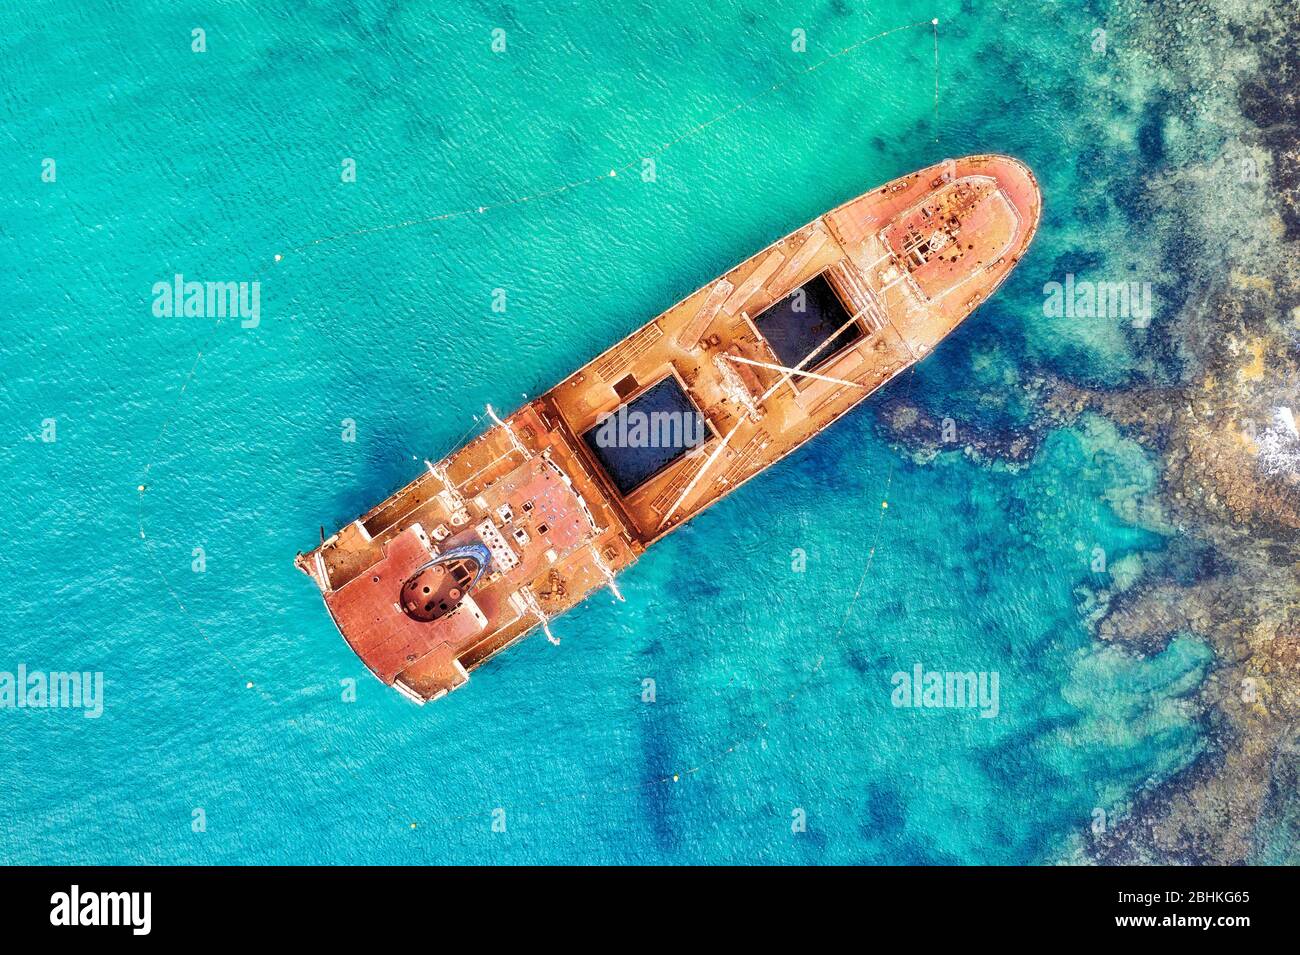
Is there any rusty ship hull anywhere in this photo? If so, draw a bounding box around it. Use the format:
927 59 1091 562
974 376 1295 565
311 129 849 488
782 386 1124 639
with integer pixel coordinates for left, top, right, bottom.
296 154 1042 703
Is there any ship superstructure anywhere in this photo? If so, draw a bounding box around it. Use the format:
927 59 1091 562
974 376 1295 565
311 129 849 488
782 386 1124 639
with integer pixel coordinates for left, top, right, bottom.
296 155 1041 702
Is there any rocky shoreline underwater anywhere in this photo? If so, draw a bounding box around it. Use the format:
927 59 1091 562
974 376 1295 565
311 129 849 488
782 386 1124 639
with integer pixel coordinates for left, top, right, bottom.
884 0 1298 863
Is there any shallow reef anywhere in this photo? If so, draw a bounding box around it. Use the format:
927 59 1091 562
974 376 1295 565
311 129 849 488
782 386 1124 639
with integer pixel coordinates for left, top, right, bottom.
887 0 1299 863
1071 0 1298 864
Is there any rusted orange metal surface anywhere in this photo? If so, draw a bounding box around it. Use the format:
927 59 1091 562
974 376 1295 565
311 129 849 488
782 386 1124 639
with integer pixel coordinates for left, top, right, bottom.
297 155 1042 703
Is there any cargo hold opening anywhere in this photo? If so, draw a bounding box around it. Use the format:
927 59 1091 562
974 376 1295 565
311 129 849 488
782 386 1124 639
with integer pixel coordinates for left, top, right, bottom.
581 374 711 497
752 273 863 381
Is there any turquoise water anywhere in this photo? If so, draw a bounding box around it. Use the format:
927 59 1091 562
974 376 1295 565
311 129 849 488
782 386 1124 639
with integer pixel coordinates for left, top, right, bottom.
0 0 1234 863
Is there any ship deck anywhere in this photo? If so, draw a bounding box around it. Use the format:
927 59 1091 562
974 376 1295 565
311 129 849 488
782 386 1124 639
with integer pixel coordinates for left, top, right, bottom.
546 154 1040 543
297 154 1041 701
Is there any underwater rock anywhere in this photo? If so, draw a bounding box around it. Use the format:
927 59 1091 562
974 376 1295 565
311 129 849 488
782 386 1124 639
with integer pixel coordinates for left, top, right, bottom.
876 395 1045 465
1073 1 1300 864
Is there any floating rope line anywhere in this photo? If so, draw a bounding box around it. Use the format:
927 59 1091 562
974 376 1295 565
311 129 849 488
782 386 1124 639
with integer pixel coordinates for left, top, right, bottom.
136 15 942 836
275 17 935 260
933 19 942 143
